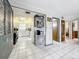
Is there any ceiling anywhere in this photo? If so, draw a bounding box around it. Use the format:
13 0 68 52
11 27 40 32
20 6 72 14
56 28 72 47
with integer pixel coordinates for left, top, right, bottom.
9 0 79 17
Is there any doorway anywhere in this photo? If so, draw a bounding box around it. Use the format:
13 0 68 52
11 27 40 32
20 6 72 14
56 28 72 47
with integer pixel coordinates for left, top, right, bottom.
13 7 34 42
72 20 78 40
65 21 69 40
65 19 78 43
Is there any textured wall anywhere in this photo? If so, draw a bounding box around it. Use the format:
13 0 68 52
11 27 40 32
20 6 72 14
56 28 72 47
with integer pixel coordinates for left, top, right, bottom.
0 0 13 59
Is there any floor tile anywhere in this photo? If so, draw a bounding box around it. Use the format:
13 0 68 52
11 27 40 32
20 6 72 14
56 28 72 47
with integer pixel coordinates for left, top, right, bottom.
8 37 79 59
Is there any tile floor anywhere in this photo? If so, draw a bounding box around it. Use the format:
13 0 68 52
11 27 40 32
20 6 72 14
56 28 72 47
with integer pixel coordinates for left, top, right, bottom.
8 37 79 59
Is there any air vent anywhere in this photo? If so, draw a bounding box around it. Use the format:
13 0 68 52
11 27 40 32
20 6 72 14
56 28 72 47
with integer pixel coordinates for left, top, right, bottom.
25 11 30 14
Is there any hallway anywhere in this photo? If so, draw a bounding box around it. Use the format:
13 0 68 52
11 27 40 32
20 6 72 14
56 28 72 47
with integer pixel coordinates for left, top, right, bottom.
1 0 79 59
9 37 79 59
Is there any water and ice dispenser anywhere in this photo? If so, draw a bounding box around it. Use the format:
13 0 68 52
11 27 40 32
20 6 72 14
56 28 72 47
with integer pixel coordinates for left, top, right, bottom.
34 15 46 46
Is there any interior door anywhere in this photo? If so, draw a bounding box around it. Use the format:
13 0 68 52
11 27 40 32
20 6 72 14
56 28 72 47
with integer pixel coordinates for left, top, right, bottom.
53 18 58 42
61 20 65 41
